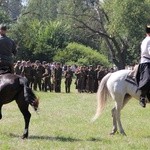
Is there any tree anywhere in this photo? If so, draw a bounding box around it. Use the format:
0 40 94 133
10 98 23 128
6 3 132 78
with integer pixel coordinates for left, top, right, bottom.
9 0 150 68
11 19 70 61
0 9 10 23
57 0 150 69
104 0 150 65
0 0 22 20
57 0 103 51
21 0 60 21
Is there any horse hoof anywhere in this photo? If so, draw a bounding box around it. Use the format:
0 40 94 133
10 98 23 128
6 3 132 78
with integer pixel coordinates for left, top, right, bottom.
21 135 28 139
109 131 116 135
110 130 117 135
121 133 127 136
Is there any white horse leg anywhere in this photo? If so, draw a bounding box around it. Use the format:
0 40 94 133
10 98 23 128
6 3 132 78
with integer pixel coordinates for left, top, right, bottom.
110 107 117 135
116 94 131 135
116 107 126 135
109 90 125 135
113 95 131 136
112 94 127 136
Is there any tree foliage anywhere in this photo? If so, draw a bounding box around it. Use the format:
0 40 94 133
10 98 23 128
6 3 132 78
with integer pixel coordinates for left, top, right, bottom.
0 0 22 20
57 0 150 69
21 0 60 21
104 0 150 64
0 9 10 23
1 0 150 68
11 19 70 61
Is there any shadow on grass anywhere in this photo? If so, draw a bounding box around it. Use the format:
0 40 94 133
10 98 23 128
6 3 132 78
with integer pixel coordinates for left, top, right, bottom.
9 133 82 142
9 133 103 142
87 137 102 142
144 136 150 139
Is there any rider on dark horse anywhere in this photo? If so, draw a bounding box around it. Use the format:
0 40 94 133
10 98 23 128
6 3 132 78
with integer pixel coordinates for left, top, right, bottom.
0 25 39 139
136 24 150 108
0 24 17 73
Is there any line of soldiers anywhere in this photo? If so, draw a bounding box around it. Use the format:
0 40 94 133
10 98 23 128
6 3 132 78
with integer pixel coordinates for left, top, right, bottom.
14 60 114 93
14 60 75 93
14 60 62 92
74 65 112 93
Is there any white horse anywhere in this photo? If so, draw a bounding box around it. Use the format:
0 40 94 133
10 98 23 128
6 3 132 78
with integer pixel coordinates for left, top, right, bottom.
93 69 146 135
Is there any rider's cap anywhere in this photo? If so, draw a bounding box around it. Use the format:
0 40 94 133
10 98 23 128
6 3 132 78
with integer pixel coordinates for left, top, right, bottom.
0 24 7 31
146 24 150 33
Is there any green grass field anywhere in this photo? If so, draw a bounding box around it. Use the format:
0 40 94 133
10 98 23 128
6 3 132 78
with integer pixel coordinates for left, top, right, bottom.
0 81 150 150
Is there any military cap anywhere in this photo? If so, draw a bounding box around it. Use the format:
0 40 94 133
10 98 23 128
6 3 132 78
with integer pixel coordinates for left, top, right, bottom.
17 60 21 63
42 61 47 64
35 60 40 63
56 62 60 65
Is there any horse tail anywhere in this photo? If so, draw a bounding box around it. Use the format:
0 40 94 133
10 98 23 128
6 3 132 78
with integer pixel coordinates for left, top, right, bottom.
92 73 112 122
19 77 39 111
26 87 39 111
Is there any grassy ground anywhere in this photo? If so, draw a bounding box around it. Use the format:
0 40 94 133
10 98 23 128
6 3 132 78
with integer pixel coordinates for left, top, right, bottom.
0 81 150 150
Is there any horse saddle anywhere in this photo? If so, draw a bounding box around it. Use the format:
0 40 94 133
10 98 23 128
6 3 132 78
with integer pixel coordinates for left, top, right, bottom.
125 65 139 85
0 66 11 75
125 71 150 102
125 74 137 85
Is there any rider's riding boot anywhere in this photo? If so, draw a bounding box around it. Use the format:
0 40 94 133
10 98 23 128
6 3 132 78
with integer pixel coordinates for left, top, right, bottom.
140 90 148 108
139 97 146 108
147 92 150 102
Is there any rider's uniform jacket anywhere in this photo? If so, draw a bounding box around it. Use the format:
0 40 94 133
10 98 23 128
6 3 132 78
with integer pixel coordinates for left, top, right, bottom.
0 34 16 63
140 36 150 64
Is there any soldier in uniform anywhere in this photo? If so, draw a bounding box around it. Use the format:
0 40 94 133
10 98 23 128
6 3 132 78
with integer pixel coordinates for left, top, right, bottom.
76 66 87 93
97 66 106 85
86 65 95 93
0 24 17 73
14 60 22 75
42 64 52 92
54 62 62 93
64 65 73 93
94 65 101 92
33 60 45 91
21 60 34 88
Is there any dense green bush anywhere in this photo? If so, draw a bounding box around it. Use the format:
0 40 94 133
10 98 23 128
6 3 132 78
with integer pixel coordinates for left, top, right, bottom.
54 42 110 67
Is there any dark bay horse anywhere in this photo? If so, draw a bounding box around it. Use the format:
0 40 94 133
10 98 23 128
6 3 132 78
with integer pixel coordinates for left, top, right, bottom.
0 72 39 139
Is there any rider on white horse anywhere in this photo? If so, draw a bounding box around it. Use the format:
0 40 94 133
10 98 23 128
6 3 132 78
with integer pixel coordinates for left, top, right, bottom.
136 24 150 108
